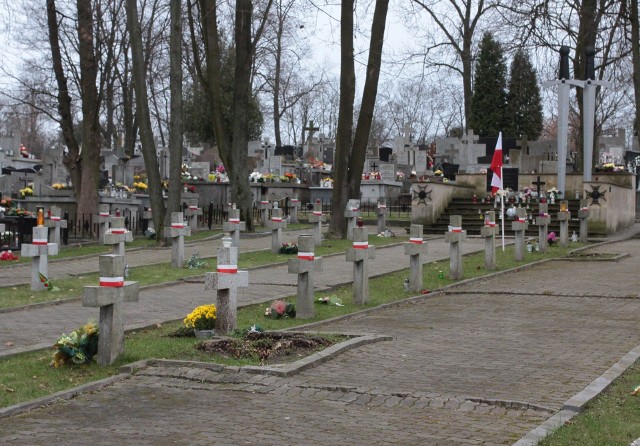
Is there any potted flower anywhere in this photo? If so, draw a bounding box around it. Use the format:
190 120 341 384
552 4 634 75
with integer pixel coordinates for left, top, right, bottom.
264 299 296 319
184 304 217 338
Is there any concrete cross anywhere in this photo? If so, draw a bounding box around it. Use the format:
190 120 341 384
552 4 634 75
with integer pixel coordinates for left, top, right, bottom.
344 200 360 241
184 200 203 232
481 211 498 270
557 200 571 247
578 199 589 243
535 203 551 253
204 237 248 334
304 120 320 158
164 212 191 267
444 215 466 280
82 254 139 366
257 200 272 226
346 227 375 305
96 204 111 244
287 235 323 319
45 205 67 246
404 224 428 292
287 198 301 224
104 216 132 257
222 208 246 248
142 208 154 231
512 208 529 261
401 123 414 148
307 199 325 244
21 225 59 291
268 208 288 252
376 199 389 234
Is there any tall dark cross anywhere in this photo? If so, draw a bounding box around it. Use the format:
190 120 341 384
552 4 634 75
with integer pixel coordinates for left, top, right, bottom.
304 120 320 159
532 176 546 197
371 162 378 172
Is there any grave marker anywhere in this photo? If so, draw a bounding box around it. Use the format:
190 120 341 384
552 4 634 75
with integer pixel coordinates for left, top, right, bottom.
287 235 323 319
257 200 271 226
45 206 67 246
163 212 191 267
184 203 202 232
376 199 389 234
557 200 571 247
345 199 360 240
222 207 245 248
204 237 248 333
82 254 139 365
481 211 498 270
21 225 59 291
346 227 375 304
444 215 466 279
535 203 551 253
512 208 529 261
103 216 132 257
268 208 287 252
96 204 111 244
142 208 154 231
308 199 325 244
287 198 301 224
578 200 589 243
404 224 428 292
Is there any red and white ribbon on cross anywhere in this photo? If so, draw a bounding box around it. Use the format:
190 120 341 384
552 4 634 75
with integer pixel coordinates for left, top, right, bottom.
272 217 283 222
111 228 126 234
378 204 387 209
216 264 238 274
32 238 48 246
488 221 496 227
353 241 369 249
312 211 322 216
188 205 198 210
50 216 61 221
171 222 186 228
260 201 269 205
99 212 110 217
581 207 589 211
517 217 526 223
291 199 300 203
409 237 423 244
297 251 314 260
449 227 462 233
229 218 240 224
100 276 124 287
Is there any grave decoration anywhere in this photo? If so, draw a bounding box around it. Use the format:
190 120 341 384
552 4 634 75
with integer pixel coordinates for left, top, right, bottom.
50 320 99 367
376 199 389 235
264 299 296 319
184 304 217 339
22 209 59 291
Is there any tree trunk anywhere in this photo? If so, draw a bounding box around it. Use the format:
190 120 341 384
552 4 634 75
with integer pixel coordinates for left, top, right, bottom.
631 0 640 137
168 0 184 222
126 0 166 243
273 19 283 148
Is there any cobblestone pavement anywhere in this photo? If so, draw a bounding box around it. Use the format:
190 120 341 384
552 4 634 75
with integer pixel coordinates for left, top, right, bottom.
1 232 640 444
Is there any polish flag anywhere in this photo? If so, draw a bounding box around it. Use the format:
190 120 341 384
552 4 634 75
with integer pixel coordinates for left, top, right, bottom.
490 132 504 195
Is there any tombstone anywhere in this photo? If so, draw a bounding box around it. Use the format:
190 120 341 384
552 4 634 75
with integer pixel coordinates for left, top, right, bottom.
379 162 396 182
184 203 202 232
288 235 323 319
557 201 571 247
442 162 459 181
104 216 132 257
481 211 498 270
415 151 428 175
535 203 551 253
268 208 287 253
21 225 59 291
404 224 428 292
45 206 67 246
142 208 154 231
512 208 529 261
204 237 249 334
308 199 325 244
189 161 210 180
257 200 271 226
287 198 301 224
344 199 360 241
376 199 389 234
444 215 466 280
82 254 139 366
578 200 589 243
96 204 111 244
222 208 245 248
163 212 191 267
345 227 375 305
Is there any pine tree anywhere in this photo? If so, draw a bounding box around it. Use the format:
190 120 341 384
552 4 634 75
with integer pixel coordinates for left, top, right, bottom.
505 50 543 140
469 32 507 137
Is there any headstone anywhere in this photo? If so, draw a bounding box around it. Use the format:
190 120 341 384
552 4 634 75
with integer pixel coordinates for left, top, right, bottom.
287 198 301 224
345 227 375 305
481 211 498 270
96 204 111 244
344 199 360 241
535 203 551 253
287 235 323 319
163 212 191 267
222 207 245 248
512 208 529 261
268 208 287 253
184 203 203 232
257 200 271 226
557 201 571 247
45 206 67 246
307 199 325 244
444 215 466 280
142 208 154 231
204 237 249 334
379 163 396 181
21 225 59 291
103 216 132 257
376 199 389 234
404 224 428 292
578 200 589 243
82 254 139 366
189 161 210 180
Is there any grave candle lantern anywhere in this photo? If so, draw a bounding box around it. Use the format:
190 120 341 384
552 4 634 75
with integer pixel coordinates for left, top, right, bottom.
560 200 568 212
37 208 44 226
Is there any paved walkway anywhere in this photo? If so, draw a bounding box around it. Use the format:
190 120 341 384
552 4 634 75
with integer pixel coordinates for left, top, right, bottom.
2 226 640 444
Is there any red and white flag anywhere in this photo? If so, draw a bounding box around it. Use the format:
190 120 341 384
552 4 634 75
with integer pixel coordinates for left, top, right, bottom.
490 132 503 195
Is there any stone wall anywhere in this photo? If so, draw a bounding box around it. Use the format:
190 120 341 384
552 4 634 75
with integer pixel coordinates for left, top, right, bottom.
410 181 474 225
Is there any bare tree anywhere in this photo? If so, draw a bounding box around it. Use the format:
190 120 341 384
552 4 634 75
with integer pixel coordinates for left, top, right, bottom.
167 0 184 217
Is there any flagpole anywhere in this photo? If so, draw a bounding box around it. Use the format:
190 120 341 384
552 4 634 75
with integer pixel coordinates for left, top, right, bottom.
500 165 505 251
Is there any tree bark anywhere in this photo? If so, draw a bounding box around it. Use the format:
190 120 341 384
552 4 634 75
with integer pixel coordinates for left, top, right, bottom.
168 0 184 221
630 0 640 137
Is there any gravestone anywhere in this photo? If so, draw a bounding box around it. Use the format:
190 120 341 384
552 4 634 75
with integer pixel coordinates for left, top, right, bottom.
308 199 325 244
257 200 271 226
444 215 466 280
481 211 498 270
222 208 245 248
379 163 396 182
376 199 389 234
142 208 153 231
96 204 111 244
268 208 287 253
104 216 132 257
344 199 360 241
535 203 551 253
287 198 301 224
578 200 589 242
404 224 428 292
486 168 519 192
189 161 210 180
163 212 191 267
45 206 67 246
82 254 139 366
512 208 529 261
557 201 571 247
345 227 375 305
21 225 59 291
204 237 249 334
288 235 323 319
184 203 202 232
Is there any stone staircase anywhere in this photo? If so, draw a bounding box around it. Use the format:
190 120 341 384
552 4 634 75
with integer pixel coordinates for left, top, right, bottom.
423 197 594 237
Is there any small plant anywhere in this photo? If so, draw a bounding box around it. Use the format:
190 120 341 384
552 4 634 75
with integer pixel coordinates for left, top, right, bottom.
184 304 217 330
264 299 296 319
278 241 298 255
50 321 99 367
19 186 34 198
185 253 209 269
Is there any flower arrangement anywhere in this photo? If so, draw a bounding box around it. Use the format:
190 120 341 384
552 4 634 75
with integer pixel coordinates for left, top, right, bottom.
250 171 263 182
278 241 298 255
184 304 217 330
433 169 443 177
5 207 32 217
396 170 405 180
264 299 296 319
317 295 344 306
132 181 148 192
548 231 557 245
284 172 297 181
208 173 216 181
0 197 13 209
19 186 33 198
50 320 99 367
51 183 71 190
216 164 226 174
263 173 274 182
0 250 19 261
185 253 209 269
